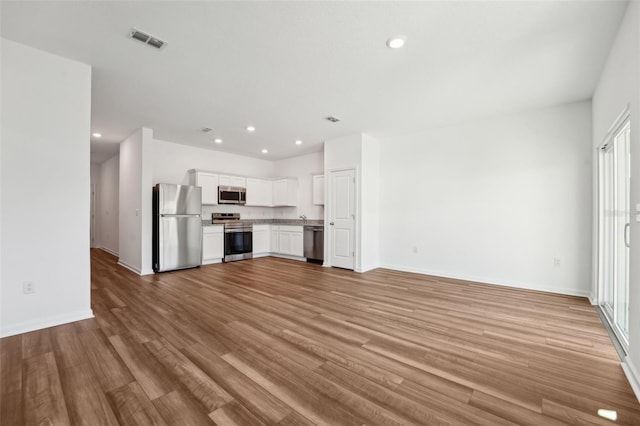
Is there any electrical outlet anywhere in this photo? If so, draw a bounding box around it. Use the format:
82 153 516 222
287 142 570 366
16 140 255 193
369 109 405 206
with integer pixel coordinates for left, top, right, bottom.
23 281 35 294
553 258 561 267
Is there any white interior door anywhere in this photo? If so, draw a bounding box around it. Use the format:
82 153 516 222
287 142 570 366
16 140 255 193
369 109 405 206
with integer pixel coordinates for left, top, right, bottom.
598 117 631 346
329 169 355 269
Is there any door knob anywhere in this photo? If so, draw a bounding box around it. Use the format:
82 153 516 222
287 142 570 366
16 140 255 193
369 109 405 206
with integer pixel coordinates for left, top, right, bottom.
329 222 334 225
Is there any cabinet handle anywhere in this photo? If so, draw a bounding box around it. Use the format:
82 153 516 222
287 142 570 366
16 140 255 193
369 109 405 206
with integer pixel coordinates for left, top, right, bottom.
624 223 631 248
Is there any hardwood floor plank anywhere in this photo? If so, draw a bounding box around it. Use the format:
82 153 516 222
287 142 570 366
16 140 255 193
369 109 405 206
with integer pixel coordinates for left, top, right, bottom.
23 352 70 425
21 328 52 360
222 351 366 426
152 389 215 426
50 326 87 371
58 362 120 425
108 333 176 400
144 338 233 412
209 399 268 426
106 381 168 426
317 361 506 426
78 328 135 392
468 390 569 426
182 342 292 424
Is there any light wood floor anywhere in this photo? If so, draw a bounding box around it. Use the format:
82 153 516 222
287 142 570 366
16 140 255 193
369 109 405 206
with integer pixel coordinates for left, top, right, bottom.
2 250 639 425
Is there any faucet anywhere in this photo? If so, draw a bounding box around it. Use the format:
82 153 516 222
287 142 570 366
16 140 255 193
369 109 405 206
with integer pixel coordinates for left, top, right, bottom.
299 214 307 223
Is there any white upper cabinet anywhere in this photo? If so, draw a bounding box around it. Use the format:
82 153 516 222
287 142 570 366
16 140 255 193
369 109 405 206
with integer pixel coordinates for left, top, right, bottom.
272 178 298 206
246 178 273 207
189 170 219 205
312 174 324 205
219 175 246 188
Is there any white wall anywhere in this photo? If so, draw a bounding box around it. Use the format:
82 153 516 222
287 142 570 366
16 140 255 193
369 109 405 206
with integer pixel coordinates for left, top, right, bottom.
273 152 324 220
379 101 593 297
0 39 93 337
361 135 381 272
119 128 154 275
97 154 119 255
592 1 640 400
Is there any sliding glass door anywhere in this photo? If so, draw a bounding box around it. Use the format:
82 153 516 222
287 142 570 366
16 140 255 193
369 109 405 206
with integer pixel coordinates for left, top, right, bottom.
598 115 631 346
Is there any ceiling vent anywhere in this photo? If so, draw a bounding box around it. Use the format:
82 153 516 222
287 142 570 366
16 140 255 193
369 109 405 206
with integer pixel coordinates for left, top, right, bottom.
130 28 167 49
201 127 213 133
325 116 341 123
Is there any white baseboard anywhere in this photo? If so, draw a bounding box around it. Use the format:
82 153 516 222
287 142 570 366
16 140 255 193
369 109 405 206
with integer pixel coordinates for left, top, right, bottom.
622 357 640 403
117 260 142 275
378 263 591 299
202 258 223 265
98 246 118 257
0 309 94 338
588 294 596 305
356 264 379 273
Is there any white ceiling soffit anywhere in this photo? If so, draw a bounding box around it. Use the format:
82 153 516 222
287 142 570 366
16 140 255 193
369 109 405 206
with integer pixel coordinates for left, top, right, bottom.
0 1 628 161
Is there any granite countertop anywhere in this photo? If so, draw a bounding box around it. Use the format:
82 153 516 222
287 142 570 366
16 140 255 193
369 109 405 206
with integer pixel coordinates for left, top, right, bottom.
203 219 323 227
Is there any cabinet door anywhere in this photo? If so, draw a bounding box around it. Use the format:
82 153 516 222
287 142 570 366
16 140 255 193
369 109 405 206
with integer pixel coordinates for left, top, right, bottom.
271 228 280 253
313 175 324 205
253 226 270 254
291 232 304 257
202 231 224 263
279 231 291 255
245 178 261 206
261 179 273 206
196 172 219 205
246 178 272 206
272 179 287 206
220 175 245 188
231 176 246 188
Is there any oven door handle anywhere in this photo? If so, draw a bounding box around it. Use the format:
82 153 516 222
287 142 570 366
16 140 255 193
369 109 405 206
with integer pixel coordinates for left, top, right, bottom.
225 228 252 233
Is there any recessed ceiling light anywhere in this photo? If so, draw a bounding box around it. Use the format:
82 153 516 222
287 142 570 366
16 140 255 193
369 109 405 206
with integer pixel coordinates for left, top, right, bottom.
246 125 256 132
261 149 268 154
386 36 406 49
92 133 102 138
214 138 222 144
295 140 302 145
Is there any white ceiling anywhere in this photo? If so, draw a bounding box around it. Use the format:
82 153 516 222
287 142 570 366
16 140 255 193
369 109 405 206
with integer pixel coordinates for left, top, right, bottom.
1 1 628 163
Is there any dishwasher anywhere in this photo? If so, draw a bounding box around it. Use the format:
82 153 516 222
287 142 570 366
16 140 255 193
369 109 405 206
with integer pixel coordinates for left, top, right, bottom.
303 225 324 263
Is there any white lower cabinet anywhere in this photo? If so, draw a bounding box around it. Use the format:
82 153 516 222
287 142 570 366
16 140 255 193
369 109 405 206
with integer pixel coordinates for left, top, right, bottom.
270 226 280 253
202 225 224 264
274 225 304 257
252 224 270 255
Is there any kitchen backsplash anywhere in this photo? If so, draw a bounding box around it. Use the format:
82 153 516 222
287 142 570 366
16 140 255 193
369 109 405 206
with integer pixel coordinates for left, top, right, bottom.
202 204 323 220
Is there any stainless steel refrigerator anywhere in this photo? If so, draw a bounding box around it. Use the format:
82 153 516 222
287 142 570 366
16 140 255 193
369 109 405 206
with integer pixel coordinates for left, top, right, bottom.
153 183 202 272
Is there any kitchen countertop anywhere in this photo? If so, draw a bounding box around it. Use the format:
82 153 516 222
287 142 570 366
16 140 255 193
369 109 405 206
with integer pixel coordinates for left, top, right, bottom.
203 219 323 227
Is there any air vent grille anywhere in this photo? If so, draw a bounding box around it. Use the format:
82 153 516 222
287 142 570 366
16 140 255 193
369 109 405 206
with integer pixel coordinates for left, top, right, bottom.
325 116 341 123
130 28 167 49
201 127 213 133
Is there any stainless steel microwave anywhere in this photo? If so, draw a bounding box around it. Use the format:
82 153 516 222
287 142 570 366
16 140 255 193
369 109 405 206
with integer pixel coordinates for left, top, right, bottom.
218 186 246 205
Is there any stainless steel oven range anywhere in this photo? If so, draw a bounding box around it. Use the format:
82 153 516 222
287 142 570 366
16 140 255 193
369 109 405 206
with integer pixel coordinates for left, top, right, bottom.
212 213 253 262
